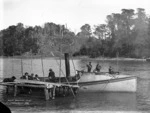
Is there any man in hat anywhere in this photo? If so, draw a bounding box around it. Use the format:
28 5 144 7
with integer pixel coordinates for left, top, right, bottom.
48 69 55 82
94 62 101 73
109 66 114 74
34 74 40 81
86 62 92 72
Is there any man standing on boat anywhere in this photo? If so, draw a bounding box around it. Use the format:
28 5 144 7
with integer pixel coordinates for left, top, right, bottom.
87 62 92 72
48 69 55 82
94 63 101 73
109 66 114 74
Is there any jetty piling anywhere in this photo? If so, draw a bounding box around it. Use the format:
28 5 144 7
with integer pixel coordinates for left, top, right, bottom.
6 86 9 94
14 85 18 97
52 86 56 99
44 88 50 100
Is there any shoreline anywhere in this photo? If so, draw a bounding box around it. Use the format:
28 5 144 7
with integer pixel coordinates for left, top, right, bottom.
72 56 146 61
0 55 147 61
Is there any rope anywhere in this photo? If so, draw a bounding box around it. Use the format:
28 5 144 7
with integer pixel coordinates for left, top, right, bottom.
30 50 33 74
70 38 76 75
68 39 79 86
20 57 23 76
101 74 117 91
59 51 61 83
11 55 14 76
116 52 119 73
40 53 45 82
71 56 76 75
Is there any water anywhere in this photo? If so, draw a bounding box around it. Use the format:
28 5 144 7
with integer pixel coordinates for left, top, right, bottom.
0 57 150 113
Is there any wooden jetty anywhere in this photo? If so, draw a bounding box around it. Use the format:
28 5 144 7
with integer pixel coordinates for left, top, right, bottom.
0 79 79 100
0 53 79 100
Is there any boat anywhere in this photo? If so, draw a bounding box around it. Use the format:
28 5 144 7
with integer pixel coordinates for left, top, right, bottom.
77 73 137 92
50 53 137 93
72 55 137 92
38 53 137 93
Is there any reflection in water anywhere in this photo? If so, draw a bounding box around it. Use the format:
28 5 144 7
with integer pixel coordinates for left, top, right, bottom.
0 58 150 112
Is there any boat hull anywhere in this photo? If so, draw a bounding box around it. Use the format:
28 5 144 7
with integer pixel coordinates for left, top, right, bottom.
78 74 137 92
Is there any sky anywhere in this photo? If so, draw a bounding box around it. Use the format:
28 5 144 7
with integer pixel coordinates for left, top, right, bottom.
0 0 150 32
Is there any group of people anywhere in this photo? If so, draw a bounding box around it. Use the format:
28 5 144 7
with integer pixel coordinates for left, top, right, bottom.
86 62 102 73
86 62 115 74
19 68 56 82
20 72 40 81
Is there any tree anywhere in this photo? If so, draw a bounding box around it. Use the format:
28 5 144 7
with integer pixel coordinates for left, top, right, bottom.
146 18 150 57
78 24 92 38
106 9 135 57
24 26 39 54
94 24 108 39
133 8 149 57
2 25 17 56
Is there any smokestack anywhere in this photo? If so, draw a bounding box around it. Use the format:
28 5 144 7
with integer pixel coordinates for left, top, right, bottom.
64 53 70 78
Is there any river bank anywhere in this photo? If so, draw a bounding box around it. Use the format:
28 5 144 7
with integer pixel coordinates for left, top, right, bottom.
72 56 146 61
0 55 147 61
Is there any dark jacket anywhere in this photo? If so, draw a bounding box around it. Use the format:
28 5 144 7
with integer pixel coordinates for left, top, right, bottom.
48 71 55 79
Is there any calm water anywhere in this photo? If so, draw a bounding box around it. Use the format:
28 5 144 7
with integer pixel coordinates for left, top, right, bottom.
0 58 150 113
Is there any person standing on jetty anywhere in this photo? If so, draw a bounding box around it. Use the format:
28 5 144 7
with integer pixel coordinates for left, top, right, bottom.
48 69 55 82
86 62 92 72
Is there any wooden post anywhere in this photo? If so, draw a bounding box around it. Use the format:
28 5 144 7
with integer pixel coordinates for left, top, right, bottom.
66 87 69 96
6 86 9 94
52 86 56 99
44 88 49 101
63 86 66 97
14 85 17 97
64 53 70 78
58 87 61 96
74 88 78 95
49 89 52 99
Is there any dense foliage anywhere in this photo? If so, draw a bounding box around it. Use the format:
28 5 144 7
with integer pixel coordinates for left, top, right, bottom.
0 8 150 58
0 23 76 57
74 8 150 58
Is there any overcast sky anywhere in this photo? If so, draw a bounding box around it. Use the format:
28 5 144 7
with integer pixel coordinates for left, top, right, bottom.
1 0 150 32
